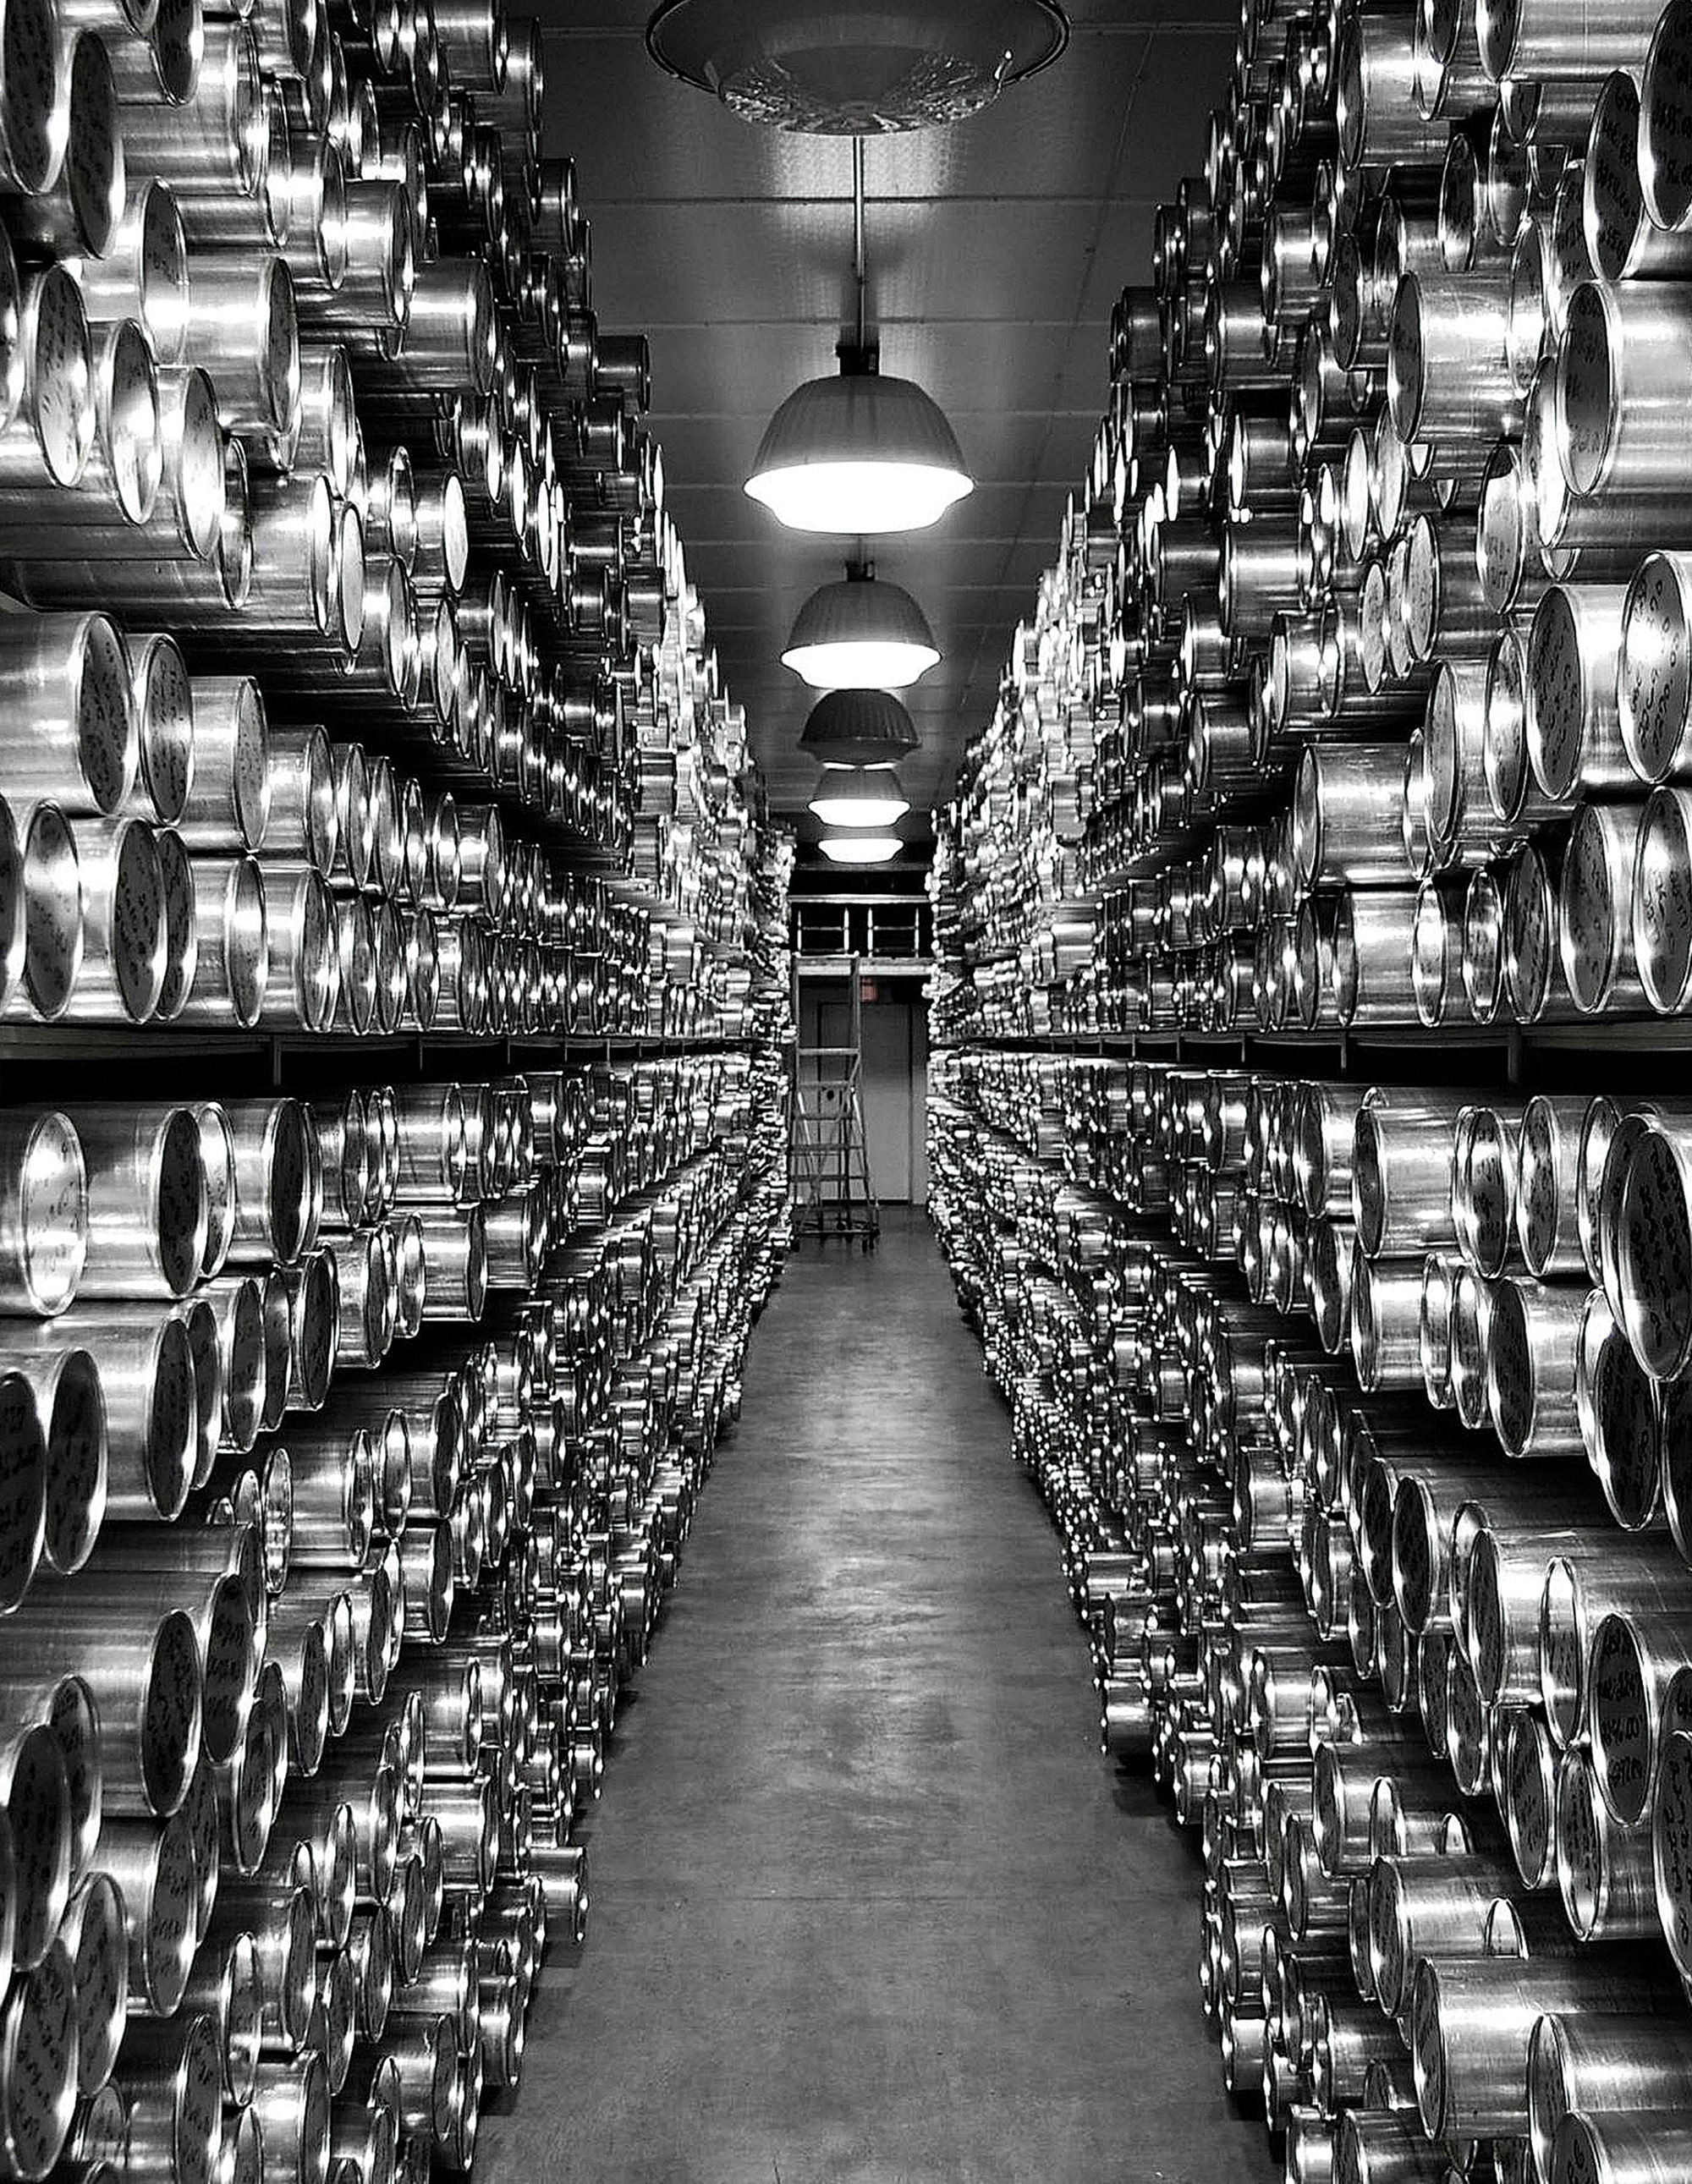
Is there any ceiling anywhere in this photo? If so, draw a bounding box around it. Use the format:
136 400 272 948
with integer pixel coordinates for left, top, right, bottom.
534 2 1235 836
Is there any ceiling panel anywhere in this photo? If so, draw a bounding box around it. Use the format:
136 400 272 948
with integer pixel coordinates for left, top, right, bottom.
527 3 1233 835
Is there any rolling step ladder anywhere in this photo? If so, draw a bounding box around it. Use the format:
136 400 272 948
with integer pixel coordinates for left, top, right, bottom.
790 958 879 1248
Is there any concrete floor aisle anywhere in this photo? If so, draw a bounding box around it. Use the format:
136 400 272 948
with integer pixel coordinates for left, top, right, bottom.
479 1210 1273 2184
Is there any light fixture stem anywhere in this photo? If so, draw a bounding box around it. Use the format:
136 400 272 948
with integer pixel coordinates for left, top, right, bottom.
852 134 868 354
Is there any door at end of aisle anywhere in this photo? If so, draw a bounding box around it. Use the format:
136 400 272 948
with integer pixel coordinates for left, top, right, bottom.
805 993 930 1204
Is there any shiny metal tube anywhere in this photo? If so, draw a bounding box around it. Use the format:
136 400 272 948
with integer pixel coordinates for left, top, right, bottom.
0 613 135 817
1556 1742 1658 1940
0 267 93 497
177 853 268 1028
0 1109 85 1314
1587 1607 1692 1828
58 815 166 1024
1352 1100 1460 1259
292 345 356 499
262 864 339 1032
1 1349 103 1577
1486 1273 1586 1456
1390 268 1518 446
1333 891 1420 1027
1293 744 1415 889
371 256 495 397
1368 1849 1514 2014
1557 279 1692 497
1519 1092 1598 1275
129 634 193 831
217 1097 318 1268
1613 1122 1692 1379
1411 1952 1678 2143
179 1926 264 2106
174 672 267 852
0 1934 75 2180
1619 551 1692 785
1628 784 1692 1013
93 1803 197 2016
1584 71 1692 286
277 1247 338 1413
115 19 261 197
415 1208 486 1322
1479 0 1665 76
182 254 299 443
151 366 225 562
8 1305 195 1520
66 181 189 368
251 2051 332 2184
1529 2013 1692 2183
1583 1302 1662 1530
59 1103 206 1298
58 1868 127 2098
6 800 81 1025
1451 1104 1519 1278
119 2008 228 2184
1548 2110 1692 2184
264 724 336 871
1 1591 202 1818
1559 798 1648 1013
1527 583 1630 802
0 1723 69 1973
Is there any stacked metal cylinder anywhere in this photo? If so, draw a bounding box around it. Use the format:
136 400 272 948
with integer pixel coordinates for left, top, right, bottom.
0 4 797 2181
927 0 1692 2176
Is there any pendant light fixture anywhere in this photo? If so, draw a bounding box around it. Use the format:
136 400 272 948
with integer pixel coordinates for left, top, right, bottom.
808 766 910 829
799 689 921 766
783 562 940 691
744 142 972 535
646 1 1070 135
820 835 904 866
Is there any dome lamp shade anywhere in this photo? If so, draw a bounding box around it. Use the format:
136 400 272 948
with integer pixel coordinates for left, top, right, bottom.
808 766 910 828
820 834 904 865
745 362 972 535
645 1 1070 135
799 689 922 767
782 568 940 692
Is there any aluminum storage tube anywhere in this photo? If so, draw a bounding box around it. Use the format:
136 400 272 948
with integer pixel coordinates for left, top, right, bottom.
1619 551 1692 782
9 1308 195 1519
2 1597 201 1817
114 21 261 197
65 815 168 1024
59 1104 206 1299
0 1110 85 1315
164 675 262 853
1389 269 1518 443
1558 279 1692 497
181 255 300 443
1615 1123 1692 1378
0 1935 75 2181
1526 584 1631 801
0 266 96 493
65 182 189 367
1559 800 1648 1012
1587 69 1692 281
4 1347 104 1576
1629 787 1692 1012
0 615 135 818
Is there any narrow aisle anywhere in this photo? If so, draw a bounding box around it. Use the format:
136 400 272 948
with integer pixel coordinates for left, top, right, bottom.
481 1211 1271 2184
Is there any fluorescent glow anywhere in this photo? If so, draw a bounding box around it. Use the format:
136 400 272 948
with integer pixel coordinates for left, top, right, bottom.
747 458 973 536
808 768 909 828
820 834 902 865
783 638 940 692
